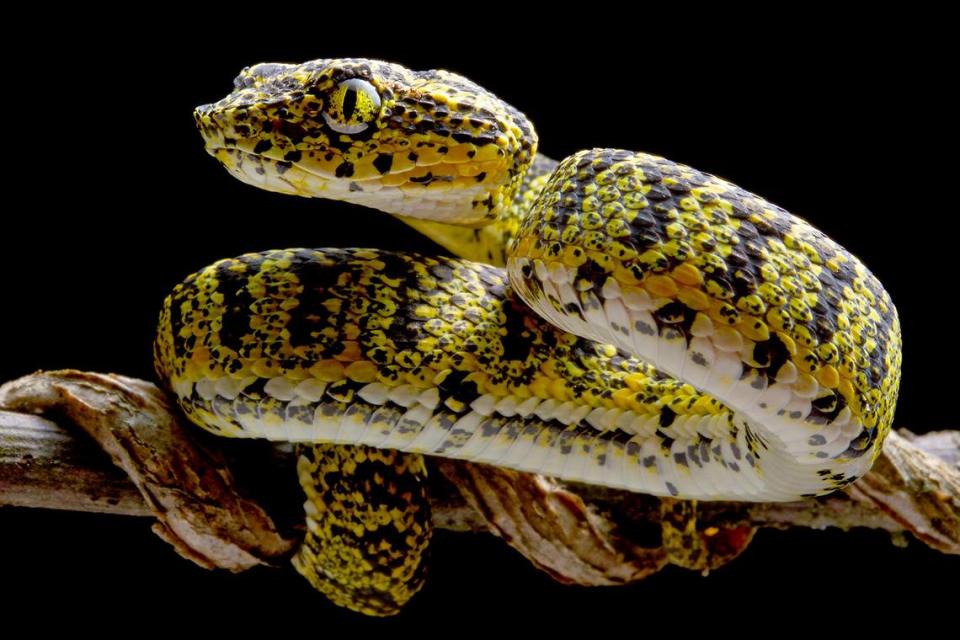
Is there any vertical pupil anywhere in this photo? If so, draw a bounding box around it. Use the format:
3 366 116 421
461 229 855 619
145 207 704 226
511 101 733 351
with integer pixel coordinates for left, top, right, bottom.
342 88 358 121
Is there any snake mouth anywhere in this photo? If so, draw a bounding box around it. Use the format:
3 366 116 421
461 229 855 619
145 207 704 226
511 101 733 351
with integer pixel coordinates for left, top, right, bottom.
203 142 497 215
203 144 319 197
195 100 360 199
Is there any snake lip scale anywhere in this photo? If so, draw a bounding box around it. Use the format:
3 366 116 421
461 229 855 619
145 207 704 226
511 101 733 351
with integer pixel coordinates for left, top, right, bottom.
162 57 902 614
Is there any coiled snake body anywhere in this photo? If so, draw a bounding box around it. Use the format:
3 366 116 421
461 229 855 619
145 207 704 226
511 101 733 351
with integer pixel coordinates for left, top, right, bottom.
158 59 901 614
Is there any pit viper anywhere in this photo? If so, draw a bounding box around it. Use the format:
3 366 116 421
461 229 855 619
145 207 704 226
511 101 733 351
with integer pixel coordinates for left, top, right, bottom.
156 58 901 615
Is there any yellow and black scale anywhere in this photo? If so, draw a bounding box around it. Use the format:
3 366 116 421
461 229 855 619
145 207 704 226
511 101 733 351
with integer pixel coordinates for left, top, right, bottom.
157 59 901 615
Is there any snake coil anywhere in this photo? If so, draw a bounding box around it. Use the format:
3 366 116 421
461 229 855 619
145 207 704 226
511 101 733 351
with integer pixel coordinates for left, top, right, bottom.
156 58 901 614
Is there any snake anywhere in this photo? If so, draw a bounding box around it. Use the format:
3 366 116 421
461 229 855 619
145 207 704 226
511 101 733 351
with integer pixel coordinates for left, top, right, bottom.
157 58 902 615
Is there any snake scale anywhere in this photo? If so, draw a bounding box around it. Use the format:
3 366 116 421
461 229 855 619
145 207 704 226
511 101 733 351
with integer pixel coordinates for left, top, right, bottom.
156 58 901 615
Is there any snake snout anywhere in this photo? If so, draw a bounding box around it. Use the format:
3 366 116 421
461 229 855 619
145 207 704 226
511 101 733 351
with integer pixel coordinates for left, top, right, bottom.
193 102 228 149
193 102 217 123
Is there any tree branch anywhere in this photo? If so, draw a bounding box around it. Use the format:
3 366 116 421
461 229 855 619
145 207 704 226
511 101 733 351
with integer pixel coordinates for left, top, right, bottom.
1 371 957 586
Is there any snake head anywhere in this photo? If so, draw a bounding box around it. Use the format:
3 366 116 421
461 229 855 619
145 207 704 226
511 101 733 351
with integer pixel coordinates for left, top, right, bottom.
194 58 538 226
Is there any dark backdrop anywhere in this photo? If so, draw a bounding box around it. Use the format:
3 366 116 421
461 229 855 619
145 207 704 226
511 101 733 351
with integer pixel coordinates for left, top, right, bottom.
2 13 956 633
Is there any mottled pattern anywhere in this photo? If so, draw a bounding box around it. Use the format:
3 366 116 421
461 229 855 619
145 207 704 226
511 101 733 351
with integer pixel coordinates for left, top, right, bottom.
509 149 901 495
294 443 430 616
174 58 904 614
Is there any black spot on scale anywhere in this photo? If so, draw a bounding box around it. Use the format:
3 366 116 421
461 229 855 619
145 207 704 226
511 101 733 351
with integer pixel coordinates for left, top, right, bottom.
635 320 656 336
695 442 708 466
808 434 827 446
657 430 675 455
659 406 677 428
564 302 585 319
758 333 792 380
730 266 757 296
665 482 679 497
655 301 696 326
706 275 735 300
811 392 840 414
409 172 434 184
451 131 500 147
335 161 354 178
574 259 609 289
500 299 537 364
284 150 302 163
844 431 875 457
253 140 272 154
436 370 475 409
372 153 393 175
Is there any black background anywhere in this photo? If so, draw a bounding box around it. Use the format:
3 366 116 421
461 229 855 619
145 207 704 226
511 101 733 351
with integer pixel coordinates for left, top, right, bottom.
2 12 957 632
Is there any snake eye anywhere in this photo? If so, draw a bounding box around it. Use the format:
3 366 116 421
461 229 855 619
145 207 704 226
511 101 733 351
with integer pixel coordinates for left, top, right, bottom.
323 78 381 134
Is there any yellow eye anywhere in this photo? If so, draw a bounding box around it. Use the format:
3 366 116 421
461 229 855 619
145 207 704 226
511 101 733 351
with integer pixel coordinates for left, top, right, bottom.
323 78 381 134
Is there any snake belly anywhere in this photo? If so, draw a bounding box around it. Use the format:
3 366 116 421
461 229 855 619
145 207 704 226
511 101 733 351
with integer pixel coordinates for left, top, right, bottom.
166 58 903 612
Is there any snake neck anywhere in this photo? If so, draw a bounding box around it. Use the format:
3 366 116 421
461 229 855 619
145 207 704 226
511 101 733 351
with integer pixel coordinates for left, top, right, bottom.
396 154 559 267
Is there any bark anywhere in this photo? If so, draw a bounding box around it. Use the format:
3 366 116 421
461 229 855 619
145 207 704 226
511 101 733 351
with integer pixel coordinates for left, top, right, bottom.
1 370 957 586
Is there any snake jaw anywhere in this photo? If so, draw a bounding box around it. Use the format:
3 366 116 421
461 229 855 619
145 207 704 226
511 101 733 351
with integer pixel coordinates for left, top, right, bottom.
194 58 538 226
